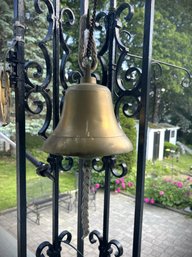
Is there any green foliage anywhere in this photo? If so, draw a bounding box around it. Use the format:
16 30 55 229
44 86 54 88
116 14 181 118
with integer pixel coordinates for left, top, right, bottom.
91 170 136 193
0 0 13 60
117 115 137 173
144 176 192 209
145 160 173 177
163 154 192 175
26 133 44 149
164 141 179 157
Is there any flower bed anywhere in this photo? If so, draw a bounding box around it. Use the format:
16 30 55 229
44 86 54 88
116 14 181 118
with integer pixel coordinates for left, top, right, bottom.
91 168 192 211
114 175 192 210
144 176 192 209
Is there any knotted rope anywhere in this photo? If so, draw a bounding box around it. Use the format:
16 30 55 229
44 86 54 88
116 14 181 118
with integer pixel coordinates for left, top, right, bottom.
81 159 91 239
78 1 98 78
78 0 98 239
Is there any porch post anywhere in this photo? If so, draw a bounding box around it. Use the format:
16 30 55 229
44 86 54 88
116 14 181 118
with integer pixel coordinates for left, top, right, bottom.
132 1 155 257
13 0 27 257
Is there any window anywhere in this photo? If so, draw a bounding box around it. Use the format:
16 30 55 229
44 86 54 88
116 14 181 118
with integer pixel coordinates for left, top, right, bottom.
171 130 175 138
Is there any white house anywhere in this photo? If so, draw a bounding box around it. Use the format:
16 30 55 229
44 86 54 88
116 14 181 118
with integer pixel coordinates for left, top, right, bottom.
0 132 14 153
136 122 179 161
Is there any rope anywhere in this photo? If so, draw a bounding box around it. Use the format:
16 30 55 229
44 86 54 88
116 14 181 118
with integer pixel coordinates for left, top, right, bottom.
81 159 91 239
86 0 97 60
78 0 98 77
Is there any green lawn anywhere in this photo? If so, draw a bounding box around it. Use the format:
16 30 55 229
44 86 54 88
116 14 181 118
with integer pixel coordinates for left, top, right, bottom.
0 152 191 211
0 156 75 211
145 154 192 176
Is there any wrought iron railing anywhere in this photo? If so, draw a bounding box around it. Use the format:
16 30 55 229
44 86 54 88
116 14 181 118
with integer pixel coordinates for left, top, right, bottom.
6 0 156 257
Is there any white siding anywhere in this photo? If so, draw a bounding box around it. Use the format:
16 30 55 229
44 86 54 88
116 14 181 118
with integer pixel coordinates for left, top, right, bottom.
169 129 178 145
159 129 165 160
135 122 179 161
146 128 154 161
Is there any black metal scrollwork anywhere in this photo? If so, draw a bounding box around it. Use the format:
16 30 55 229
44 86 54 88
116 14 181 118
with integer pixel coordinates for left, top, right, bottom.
89 230 123 257
113 4 143 121
25 1 54 138
36 241 53 257
92 156 128 178
95 11 108 85
59 7 75 90
151 61 191 88
59 156 74 171
34 0 55 42
36 231 72 257
58 230 72 244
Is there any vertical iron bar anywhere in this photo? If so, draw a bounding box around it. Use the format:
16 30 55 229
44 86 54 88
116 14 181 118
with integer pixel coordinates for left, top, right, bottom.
77 159 85 257
102 159 111 255
100 1 117 255
132 1 155 257
76 2 89 257
14 0 26 257
52 0 60 252
108 0 116 94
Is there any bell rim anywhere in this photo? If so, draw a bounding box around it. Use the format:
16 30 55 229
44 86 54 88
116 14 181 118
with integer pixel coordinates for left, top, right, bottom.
42 134 133 157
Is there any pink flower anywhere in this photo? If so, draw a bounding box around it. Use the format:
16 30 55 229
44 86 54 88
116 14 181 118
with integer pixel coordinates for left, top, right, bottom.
115 187 121 193
121 182 126 189
119 177 125 183
115 179 120 184
95 183 100 189
144 198 150 203
177 181 183 188
159 191 164 196
187 176 191 181
150 198 155 204
127 182 133 187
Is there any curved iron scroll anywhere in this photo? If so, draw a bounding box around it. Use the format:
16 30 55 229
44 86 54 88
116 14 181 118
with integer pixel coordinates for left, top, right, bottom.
89 230 123 257
36 230 72 257
92 156 128 178
25 1 54 138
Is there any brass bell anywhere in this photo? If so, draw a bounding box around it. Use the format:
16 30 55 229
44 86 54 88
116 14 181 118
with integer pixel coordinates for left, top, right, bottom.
43 76 133 157
0 71 10 126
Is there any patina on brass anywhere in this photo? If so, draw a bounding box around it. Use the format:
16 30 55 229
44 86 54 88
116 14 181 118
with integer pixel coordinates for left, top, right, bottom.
0 71 10 126
43 76 133 157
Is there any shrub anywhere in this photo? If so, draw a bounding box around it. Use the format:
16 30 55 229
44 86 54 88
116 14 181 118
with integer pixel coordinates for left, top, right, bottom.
117 115 137 173
164 141 179 157
91 170 119 190
144 176 192 209
26 133 44 150
114 176 136 195
91 169 136 194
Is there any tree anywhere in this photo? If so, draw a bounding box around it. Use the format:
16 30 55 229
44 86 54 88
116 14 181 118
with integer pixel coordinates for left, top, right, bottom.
1 0 192 145
0 0 13 61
